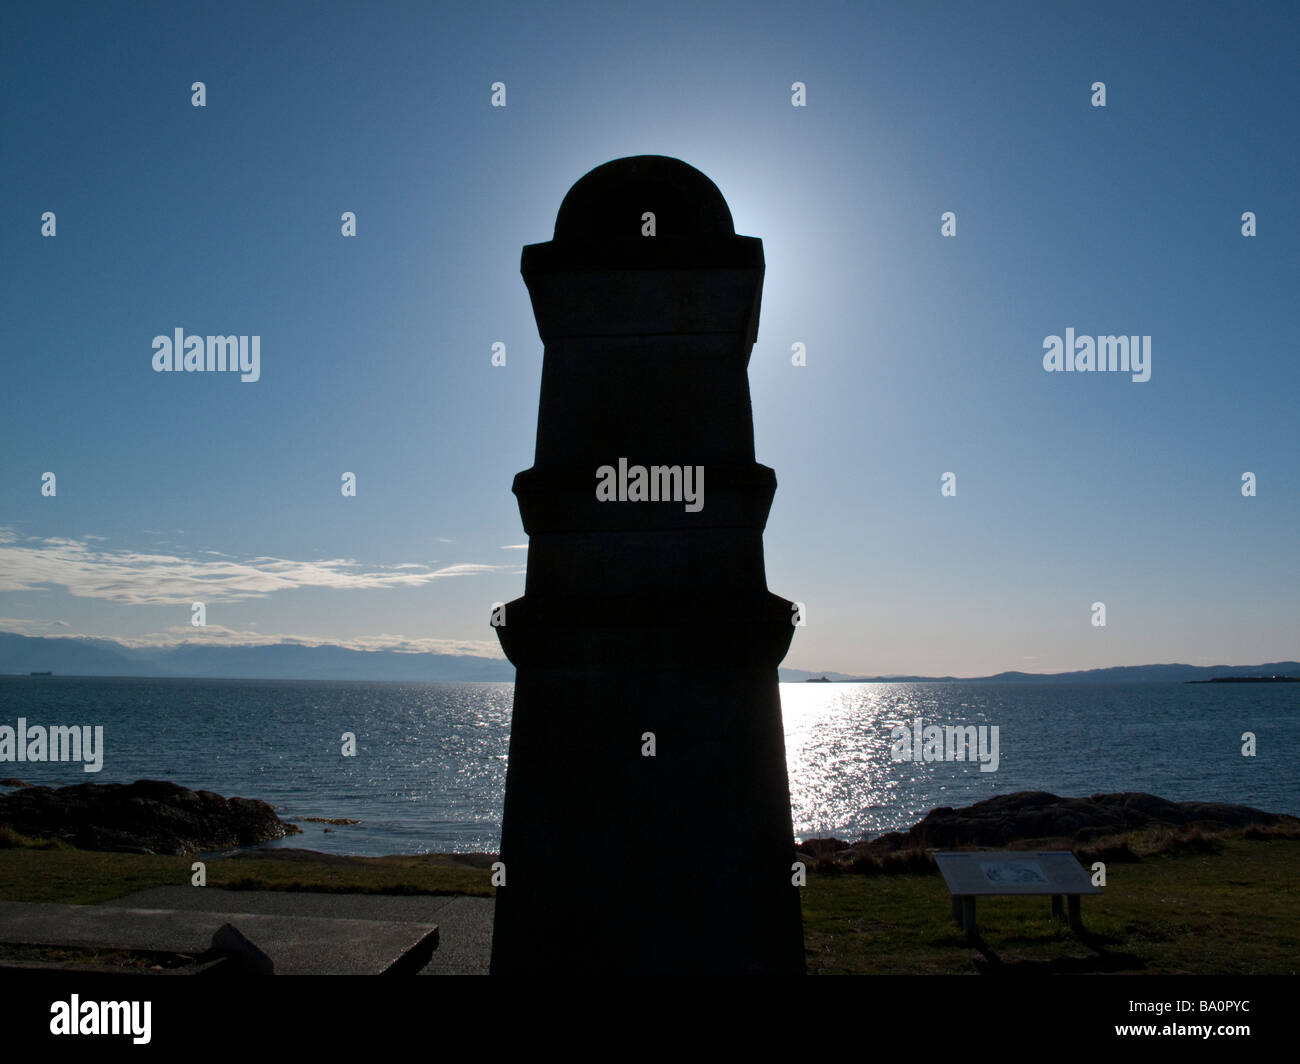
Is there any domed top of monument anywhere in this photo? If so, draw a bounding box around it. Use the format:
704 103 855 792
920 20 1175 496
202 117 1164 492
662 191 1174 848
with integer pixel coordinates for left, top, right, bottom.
553 155 736 241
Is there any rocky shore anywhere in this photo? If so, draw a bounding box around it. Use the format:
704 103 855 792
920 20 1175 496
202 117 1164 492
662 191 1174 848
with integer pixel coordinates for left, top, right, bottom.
796 790 1300 868
0 779 301 855
3 782 1296 862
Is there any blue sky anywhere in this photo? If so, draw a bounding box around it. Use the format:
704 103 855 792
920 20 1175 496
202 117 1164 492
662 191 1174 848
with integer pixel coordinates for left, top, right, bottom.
1 0 1296 676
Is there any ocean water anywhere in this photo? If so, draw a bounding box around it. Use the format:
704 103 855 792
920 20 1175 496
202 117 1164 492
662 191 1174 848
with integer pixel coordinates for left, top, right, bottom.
0 677 1294 856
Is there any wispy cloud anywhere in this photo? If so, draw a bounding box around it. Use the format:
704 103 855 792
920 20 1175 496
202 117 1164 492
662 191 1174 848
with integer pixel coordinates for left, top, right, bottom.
500 543 528 550
0 529 523 606
0 617 70 636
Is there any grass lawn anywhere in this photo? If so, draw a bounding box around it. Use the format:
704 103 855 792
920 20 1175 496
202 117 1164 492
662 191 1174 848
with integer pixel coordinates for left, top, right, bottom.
1 832 1296 974
0 842 494 904
801 836 1300 974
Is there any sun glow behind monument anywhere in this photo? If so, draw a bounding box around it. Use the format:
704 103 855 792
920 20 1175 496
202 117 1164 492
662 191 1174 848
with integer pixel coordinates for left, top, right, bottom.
2 6 1294 677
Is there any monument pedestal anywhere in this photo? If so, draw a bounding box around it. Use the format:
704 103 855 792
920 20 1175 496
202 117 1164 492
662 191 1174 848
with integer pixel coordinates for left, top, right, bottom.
491 156 804 974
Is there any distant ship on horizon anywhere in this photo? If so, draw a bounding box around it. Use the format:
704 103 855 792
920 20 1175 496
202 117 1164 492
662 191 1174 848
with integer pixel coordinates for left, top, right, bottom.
28 671 52 676
805 675 832 683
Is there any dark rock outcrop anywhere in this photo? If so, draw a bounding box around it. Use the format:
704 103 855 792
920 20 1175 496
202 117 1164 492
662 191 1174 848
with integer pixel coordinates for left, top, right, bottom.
796 836 851 860
854 791 1299 855
0 779 301 855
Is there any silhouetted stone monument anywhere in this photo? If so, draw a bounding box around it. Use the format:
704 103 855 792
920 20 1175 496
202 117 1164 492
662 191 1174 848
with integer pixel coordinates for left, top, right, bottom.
492 155 804 974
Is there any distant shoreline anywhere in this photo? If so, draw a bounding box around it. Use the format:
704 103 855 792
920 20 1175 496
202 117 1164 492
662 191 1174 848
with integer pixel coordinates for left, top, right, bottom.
2 630 1296 684
3 667 1299 684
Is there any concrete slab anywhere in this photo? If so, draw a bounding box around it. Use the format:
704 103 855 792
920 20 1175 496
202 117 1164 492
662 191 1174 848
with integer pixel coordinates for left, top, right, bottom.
0 899 438 975
104 887 492 975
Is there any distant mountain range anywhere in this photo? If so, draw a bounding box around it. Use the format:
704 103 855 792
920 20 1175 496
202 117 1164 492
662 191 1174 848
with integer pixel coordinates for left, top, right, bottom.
0 633 514 682
1 633 1295 684
779 663 1300 684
